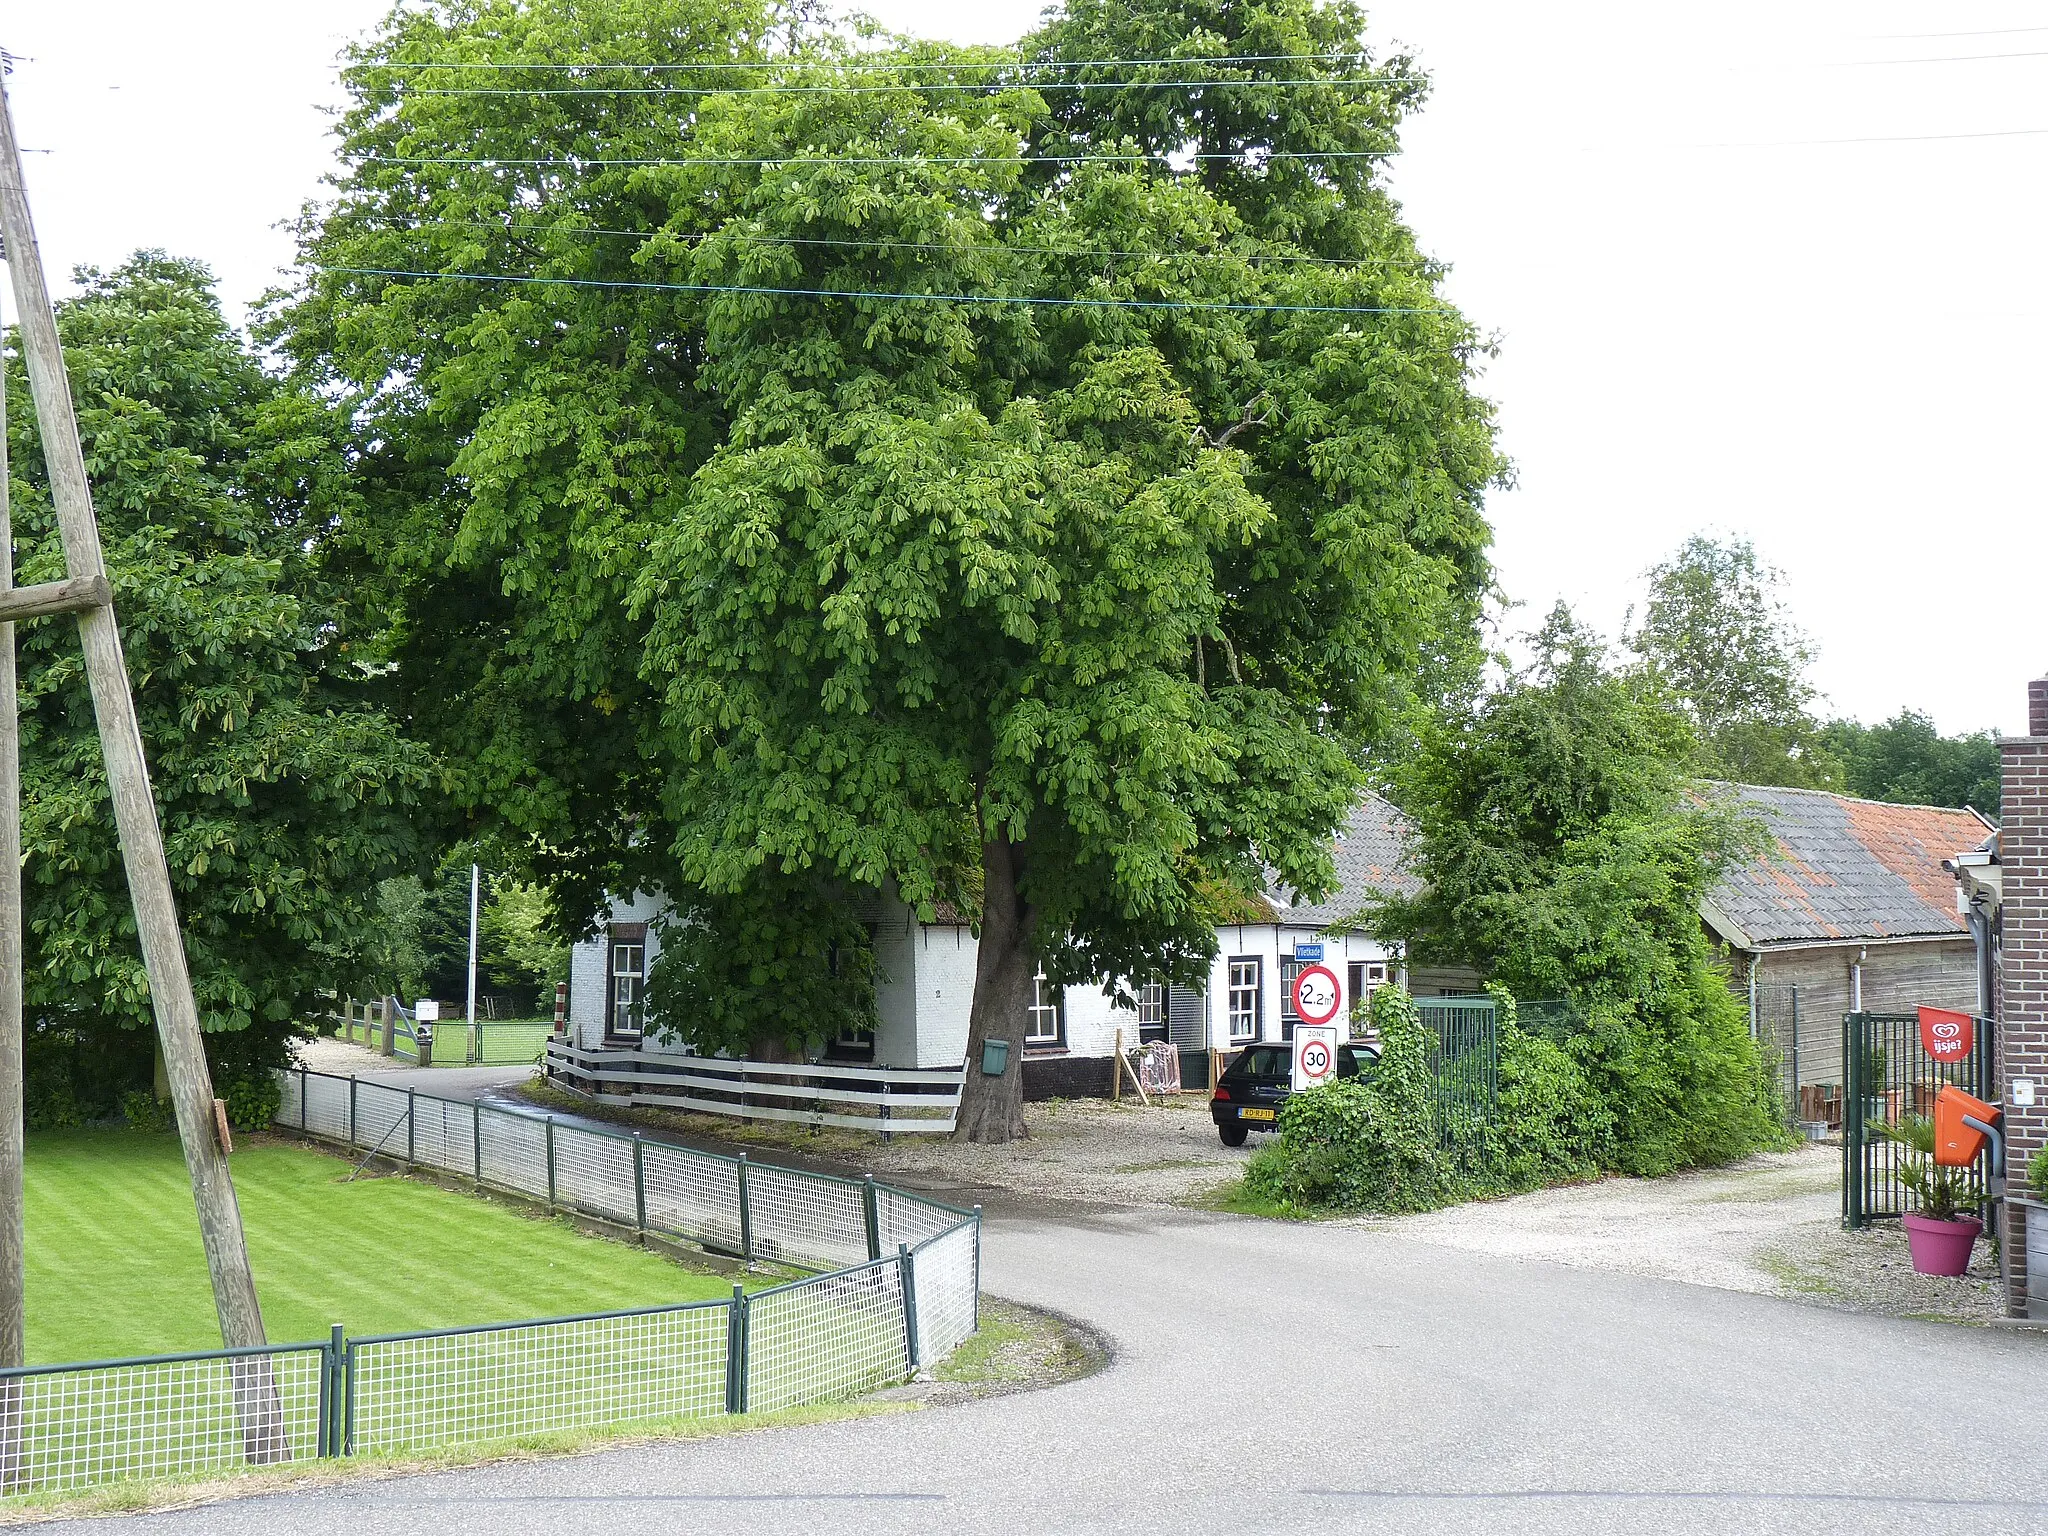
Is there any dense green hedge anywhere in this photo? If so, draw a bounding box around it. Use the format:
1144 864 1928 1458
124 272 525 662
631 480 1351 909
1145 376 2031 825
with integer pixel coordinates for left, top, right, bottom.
1242 982 1781 1214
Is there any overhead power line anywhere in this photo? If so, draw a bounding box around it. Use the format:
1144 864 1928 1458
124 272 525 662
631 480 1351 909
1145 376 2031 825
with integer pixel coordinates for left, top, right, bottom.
1838 49 2048 65
399 75 1409 96
312 265 1449 316
360 149 1396 169
1682 126 2048 148
412 221 1378 266
347 52 1390 74
1865 26 2048 40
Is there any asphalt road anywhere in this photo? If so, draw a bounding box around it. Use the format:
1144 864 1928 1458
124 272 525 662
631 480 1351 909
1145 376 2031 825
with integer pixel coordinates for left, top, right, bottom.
63 1201 2048 1535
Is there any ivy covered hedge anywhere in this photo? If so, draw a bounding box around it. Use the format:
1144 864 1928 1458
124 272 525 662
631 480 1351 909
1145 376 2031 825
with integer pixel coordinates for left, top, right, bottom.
1241 983 1780 1214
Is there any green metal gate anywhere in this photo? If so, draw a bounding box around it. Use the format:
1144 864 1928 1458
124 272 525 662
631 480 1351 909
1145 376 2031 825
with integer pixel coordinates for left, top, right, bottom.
1841 1010 1993 1228
1414 996 1498 1144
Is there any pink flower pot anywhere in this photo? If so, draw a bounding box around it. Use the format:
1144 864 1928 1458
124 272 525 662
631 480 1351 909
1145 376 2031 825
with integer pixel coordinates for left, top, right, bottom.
1902 1213 1982 1276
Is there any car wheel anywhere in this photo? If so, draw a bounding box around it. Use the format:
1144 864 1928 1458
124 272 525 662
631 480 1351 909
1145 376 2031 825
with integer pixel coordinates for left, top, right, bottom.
1218 1125 1248 1148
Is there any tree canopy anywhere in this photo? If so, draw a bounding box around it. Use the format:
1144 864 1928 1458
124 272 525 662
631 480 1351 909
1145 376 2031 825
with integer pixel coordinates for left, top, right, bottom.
274 0 1503 1136
1371 605 1779 1174
1822 711 2002 816
8 254 434 1119
1627 535 1834 788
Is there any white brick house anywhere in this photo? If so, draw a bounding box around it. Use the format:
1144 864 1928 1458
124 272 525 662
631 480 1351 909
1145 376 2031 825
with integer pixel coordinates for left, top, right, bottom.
565 794 1427 1092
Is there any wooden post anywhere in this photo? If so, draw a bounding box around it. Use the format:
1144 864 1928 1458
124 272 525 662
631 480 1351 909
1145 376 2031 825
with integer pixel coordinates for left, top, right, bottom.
0 69 271 1359
0 257 28 1492
380 996 394 1057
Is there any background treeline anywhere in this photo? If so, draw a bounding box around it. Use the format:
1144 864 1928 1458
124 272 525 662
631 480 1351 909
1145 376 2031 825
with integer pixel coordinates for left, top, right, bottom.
1628 535 2001 812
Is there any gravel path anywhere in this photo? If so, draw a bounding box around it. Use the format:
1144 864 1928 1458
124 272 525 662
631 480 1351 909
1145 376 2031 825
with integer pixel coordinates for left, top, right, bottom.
853 1097 1248 1209
1362 1146 2006 1324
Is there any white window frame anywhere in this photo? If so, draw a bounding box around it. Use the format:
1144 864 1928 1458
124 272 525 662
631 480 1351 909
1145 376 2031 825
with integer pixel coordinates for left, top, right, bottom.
1025 968 1064 1047
1137 981 1168 1042
1227 957 1262 1042
609 940 645 1042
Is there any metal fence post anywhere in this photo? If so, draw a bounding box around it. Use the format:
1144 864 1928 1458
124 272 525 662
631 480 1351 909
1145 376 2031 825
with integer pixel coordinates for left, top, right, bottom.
725 1283 749 1414
862 1174 881 1262
972 1205 983 1331
324 1323 346 1456
348 1075 358 1147
343 1339 358 1456
1789 987 1800 1115
473 1100 483 1184
298 1066 309 1131
546 1118 557 1208
736 1152 753 1262
406 1087 416 1166
898 1241 920 1373
1843 1012 1862 1229
633 1136 647 1234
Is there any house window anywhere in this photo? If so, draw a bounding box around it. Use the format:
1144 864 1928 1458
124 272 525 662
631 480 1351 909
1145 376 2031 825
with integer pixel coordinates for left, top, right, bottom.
1227 958 1262 1042
1025 968 1065 1048
608 926 646 1042
825 925 878 1061
830 1019 876 1061
1137 982 1168 1043
1348 961 1389 1034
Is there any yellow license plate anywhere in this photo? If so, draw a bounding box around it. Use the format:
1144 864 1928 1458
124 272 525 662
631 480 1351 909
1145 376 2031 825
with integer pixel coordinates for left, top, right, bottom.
1239 1108 1276 1122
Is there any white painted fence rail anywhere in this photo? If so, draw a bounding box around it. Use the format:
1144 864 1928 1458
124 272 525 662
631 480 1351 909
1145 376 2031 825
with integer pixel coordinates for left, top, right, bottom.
544 1039 965 1134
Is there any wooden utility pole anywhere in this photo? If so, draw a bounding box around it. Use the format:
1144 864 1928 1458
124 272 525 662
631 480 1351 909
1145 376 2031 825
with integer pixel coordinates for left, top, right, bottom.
0 262 22 1377
0 62 270 1357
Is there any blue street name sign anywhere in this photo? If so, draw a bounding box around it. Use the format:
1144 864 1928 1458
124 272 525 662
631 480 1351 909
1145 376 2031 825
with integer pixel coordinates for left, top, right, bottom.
1293 941 1325 961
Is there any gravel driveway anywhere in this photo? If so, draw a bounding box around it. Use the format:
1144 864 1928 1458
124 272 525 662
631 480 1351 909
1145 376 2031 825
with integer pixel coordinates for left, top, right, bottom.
1362 1146 2006 1324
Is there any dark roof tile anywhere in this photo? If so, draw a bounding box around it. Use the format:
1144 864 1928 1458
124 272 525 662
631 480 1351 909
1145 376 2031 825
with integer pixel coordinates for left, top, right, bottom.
1706 785 1989 947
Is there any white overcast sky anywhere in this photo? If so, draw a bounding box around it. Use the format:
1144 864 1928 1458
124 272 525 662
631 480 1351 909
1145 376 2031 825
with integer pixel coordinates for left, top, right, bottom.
3 1 2042 734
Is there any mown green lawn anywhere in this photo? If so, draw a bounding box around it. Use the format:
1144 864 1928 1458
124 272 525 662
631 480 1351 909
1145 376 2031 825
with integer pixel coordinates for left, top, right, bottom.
25 1131 736 1365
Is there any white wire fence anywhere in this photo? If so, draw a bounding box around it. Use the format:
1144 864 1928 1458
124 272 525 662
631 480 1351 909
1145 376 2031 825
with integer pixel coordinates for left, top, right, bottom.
0 1070 979 1504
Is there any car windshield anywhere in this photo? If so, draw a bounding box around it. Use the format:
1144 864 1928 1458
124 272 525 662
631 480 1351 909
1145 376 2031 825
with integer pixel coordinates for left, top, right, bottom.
1338 1044 1380 1077
1235 1046 1289 1078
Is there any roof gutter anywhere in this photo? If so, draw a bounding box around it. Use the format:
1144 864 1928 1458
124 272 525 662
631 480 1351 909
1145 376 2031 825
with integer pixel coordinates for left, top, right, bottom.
1741 932 1972 954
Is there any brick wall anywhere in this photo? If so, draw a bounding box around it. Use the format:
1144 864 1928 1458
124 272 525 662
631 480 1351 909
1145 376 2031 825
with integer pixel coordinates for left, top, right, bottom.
2000 675 2048 1312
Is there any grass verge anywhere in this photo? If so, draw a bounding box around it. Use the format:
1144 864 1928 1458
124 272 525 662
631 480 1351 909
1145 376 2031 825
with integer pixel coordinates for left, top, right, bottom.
1188 1176 1343 1221
930 1300 1108 1394
0 1400 913 1525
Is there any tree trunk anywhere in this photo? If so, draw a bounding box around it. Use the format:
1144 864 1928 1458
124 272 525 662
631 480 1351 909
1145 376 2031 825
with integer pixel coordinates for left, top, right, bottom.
954 833 1034 1144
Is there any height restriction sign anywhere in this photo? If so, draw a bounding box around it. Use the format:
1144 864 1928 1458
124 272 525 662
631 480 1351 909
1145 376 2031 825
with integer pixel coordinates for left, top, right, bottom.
1291 963 1343 1028
1294 1025 1341 1092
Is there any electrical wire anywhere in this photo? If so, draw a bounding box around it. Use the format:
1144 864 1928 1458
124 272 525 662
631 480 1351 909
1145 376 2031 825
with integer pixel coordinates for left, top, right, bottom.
1838 49 2048 65
1865 26 2048 40
412 221 1379 267
1682 126 2048 148
346 52 1390 74
398 76 1409 96
312 265 1448 315
360 149 1396 168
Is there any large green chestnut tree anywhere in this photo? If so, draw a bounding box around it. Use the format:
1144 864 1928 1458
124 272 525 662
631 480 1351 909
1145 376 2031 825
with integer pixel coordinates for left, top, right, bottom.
278 0 1500 1139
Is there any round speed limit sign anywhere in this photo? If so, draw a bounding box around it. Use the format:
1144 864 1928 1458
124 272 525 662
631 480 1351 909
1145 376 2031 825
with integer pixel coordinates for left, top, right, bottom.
1290 963 1343 1027
1298 1036 1333 1080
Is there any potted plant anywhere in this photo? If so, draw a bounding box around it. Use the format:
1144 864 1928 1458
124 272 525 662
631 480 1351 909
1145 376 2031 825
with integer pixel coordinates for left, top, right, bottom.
1876 1115 1982 1276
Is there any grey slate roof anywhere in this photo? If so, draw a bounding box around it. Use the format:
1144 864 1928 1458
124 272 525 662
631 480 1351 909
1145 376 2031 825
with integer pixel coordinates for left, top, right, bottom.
1703 784 1991 948
1268 791 1424 927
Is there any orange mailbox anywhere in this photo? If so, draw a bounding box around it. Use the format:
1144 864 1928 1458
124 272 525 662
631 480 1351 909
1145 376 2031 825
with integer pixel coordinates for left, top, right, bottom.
1933 1085 1999 1167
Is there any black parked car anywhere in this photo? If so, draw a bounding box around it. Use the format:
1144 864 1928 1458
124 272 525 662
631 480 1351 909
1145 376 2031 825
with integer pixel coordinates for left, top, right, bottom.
1210 1040 1380 1146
